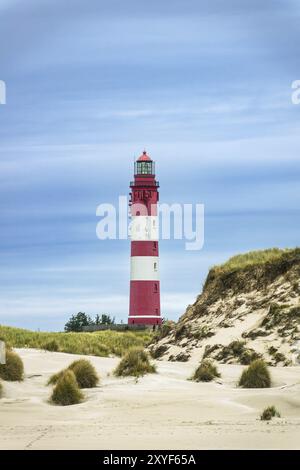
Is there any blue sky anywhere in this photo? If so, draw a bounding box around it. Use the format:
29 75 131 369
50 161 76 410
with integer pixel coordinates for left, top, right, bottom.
0 0 299 330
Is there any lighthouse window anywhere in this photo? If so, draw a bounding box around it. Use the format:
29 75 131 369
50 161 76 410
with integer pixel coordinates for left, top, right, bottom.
153 241 157 250
137 161 152 175
154 283 158 293
154 262 157 271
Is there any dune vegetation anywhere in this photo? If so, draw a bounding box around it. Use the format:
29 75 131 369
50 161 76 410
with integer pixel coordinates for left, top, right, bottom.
211 247 299 274
50 370 84 406
48 359 99 389
0 325 152 358
114 347 156 377
0 350 24 381
260 405 281 421
239 359 271 389
191 359 221 382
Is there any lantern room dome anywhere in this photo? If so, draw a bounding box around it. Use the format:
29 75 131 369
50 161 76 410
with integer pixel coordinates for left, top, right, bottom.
137 150 152 161
134 150 155 176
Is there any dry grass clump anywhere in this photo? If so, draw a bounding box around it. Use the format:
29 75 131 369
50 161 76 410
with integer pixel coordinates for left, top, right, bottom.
240 349 261 365
150 344 169 359
191 359 221 382
68 359 99 388
0 350 24 381
51 370 84 406
153 321 174 341
174 323 190 341
114 347 156 377
48 359 99 388
239 359 271 388
260 405 281 421
48 370 64 385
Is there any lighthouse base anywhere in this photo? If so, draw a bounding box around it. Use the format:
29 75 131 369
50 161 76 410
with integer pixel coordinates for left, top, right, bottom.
129 280 161 325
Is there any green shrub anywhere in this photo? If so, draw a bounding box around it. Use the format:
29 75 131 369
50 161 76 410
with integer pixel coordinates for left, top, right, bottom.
202 344 220 359
239 359 271 388
48 359 99 388
150 344 168 359
68 359 99 388
268 346 277 355
0 350 24 381
43 340 59 352
114 347 156 377
244 329 270 340
261 303 287 329
47 370 64 385
174 324 188 341
240 349 261 365
51 370 84 406
0 380 3 398
216 340 246 361
217 341 261 365
230 341 245 356
191 359 221 382
288 307 300 318
193 326 215 340
273 352 286 364
154 321 174 341
260 406 281 421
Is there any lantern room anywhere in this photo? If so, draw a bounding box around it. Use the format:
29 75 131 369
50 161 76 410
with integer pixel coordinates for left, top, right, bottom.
134 151 155 176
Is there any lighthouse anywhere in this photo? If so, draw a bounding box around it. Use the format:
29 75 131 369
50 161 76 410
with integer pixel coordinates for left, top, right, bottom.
128 151 162 326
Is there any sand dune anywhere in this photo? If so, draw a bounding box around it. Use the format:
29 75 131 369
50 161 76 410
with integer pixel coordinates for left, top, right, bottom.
0 348 299 449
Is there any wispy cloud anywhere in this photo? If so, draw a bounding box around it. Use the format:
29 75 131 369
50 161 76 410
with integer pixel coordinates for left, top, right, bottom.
0 0 299 329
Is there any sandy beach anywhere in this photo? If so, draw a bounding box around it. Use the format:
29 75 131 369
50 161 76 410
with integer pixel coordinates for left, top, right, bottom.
0 348 299 450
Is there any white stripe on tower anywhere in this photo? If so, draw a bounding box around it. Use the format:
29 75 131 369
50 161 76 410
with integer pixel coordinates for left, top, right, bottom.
130 216 158 241
130 256 159 281
130 215 159 281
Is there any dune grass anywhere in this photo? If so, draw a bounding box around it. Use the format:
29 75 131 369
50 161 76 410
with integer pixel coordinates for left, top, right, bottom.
191 359 221 382
0 380 3 398
48 359 99 388
114 347 156 377
0 350 24 381
43 340 59 352
69 359 99 388
239 359 271 389
260 405 281 421
51 370 84 406
212 247 298 274
0 325 152 358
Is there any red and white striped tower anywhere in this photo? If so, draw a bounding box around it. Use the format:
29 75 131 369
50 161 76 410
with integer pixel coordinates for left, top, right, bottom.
128 151 162 326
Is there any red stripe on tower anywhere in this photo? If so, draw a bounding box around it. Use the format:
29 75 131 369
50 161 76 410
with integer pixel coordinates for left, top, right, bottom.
128 151 162 326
